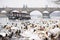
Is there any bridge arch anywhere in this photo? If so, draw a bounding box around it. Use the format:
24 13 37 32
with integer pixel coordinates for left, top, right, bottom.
50 11 60 18
43 11 49 13
42 11 50 18
11 10 20 13
30 10 42 19
1 10 7 14
21 11 28 13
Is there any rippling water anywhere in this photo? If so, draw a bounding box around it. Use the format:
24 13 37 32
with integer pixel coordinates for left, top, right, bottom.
0 16 60 24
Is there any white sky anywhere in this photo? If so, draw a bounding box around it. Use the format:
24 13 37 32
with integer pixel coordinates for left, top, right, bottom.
0 0 60 8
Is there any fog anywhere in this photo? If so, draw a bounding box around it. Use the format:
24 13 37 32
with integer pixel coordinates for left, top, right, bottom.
0 0 60 8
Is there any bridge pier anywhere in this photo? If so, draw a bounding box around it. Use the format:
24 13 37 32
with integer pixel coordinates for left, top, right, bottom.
42 13 50 18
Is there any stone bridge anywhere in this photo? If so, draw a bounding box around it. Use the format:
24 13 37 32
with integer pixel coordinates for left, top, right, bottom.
0 7 60 18
1 7 60 14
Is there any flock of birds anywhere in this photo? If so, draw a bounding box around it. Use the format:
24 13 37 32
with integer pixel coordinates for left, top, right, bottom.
0 19 60 40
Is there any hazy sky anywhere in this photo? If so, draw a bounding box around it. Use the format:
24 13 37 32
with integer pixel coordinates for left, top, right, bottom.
0 0 60 8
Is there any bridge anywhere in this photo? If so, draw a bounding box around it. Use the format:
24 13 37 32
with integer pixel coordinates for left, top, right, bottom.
0 7 60 19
